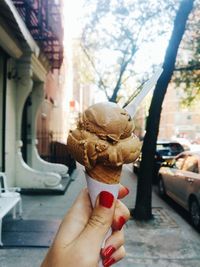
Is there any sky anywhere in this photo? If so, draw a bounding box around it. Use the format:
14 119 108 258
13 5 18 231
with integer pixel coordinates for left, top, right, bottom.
63 0 170 104
63 0 83 44
63 0 170 69
63 0 84 105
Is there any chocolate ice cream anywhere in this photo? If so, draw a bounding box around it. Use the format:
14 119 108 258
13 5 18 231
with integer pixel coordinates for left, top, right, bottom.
67 102 141 184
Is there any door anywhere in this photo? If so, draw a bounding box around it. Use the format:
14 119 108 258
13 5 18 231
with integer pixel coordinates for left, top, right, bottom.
21 96 32 163
178 155 199 206
163 156 185 205
173 155 199 208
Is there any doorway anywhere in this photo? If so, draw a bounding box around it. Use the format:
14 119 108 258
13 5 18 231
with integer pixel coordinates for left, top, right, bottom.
21 95 32 163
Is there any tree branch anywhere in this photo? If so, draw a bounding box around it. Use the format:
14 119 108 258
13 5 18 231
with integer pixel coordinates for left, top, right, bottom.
174 64 200 71
80 44 110 99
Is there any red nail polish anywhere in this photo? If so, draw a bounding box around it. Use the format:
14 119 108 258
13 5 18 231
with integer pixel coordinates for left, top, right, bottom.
117 216 126 230
101 245 116 259
103 257 116 267
124 186 129 195
99 191 114 208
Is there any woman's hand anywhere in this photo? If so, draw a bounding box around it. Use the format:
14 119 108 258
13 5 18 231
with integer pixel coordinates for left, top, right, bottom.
41 186 130 267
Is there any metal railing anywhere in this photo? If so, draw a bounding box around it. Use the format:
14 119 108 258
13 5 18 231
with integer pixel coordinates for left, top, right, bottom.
37 131 76 175
12 0 64 69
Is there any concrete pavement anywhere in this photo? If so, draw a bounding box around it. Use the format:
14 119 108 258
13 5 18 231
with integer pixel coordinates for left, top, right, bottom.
0 164 200 267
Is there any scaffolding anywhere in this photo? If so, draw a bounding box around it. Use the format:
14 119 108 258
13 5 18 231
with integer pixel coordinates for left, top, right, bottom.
12 0 64 69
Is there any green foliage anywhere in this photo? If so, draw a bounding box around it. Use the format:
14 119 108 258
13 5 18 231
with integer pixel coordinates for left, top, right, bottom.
174 69 200 107
81 0 179 102
174 0 200 106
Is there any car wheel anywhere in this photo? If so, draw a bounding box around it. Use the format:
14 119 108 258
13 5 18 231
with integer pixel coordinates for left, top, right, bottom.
158 176 166 197
189 198 200 231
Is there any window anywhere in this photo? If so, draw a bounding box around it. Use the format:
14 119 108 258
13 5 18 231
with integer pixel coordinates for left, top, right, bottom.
182 156 199 173
175 157 185 169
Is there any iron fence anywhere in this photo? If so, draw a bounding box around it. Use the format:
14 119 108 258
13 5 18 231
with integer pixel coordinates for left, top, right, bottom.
37 131 76 175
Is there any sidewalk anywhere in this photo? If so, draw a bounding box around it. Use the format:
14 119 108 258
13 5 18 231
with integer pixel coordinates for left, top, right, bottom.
119 165 200 267
0 164 200 267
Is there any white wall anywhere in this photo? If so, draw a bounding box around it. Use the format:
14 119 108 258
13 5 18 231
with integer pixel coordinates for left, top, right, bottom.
5 59 17 187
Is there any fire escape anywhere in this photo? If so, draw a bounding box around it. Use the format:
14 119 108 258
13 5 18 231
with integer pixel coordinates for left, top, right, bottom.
12 0 64 69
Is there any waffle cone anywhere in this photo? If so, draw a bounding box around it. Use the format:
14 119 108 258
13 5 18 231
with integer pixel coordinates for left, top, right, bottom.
86 164 122 184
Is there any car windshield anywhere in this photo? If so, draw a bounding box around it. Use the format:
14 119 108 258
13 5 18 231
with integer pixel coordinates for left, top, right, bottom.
157 143 184 156
175 158 185 169
182 155 199 173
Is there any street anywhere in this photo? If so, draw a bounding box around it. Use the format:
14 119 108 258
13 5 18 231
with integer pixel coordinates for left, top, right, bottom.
1 1 200 266
0 164 200 267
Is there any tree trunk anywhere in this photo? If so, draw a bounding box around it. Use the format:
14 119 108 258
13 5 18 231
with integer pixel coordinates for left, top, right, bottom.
133 0 195 220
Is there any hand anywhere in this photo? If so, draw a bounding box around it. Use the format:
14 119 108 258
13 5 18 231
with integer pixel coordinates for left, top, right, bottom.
41 186 130 267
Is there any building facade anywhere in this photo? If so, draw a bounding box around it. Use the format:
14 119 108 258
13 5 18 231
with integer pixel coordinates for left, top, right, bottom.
159 84 200 141
0 0 68 191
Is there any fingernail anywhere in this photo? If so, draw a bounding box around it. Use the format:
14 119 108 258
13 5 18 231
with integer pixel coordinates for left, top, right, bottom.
124 186 129 195
103 257 116 267
101 245 116 259
117 216 126 230
99 191 114 208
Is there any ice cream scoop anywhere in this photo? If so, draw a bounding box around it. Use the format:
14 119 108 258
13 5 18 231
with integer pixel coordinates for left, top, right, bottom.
67 102 141 184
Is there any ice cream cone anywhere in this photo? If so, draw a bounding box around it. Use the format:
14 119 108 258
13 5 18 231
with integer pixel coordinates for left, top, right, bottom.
66 102 141 267
86 164 122 184
85 172 120 267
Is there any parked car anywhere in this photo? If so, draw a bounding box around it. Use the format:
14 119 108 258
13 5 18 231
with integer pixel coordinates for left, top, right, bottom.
133 140 184 183
158 151 200 231
172 137 200 152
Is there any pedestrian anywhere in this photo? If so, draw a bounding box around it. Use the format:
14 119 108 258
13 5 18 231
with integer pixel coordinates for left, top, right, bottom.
41 185 130 267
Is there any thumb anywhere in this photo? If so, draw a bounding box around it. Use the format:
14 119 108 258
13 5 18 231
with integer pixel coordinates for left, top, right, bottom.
79 191 116 251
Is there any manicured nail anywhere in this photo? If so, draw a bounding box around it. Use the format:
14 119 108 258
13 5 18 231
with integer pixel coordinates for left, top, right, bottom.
101 245 116 259
103 257 116 267
117 216 126 230
124 186 129 195
99 191 114 208
118 186 129 199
